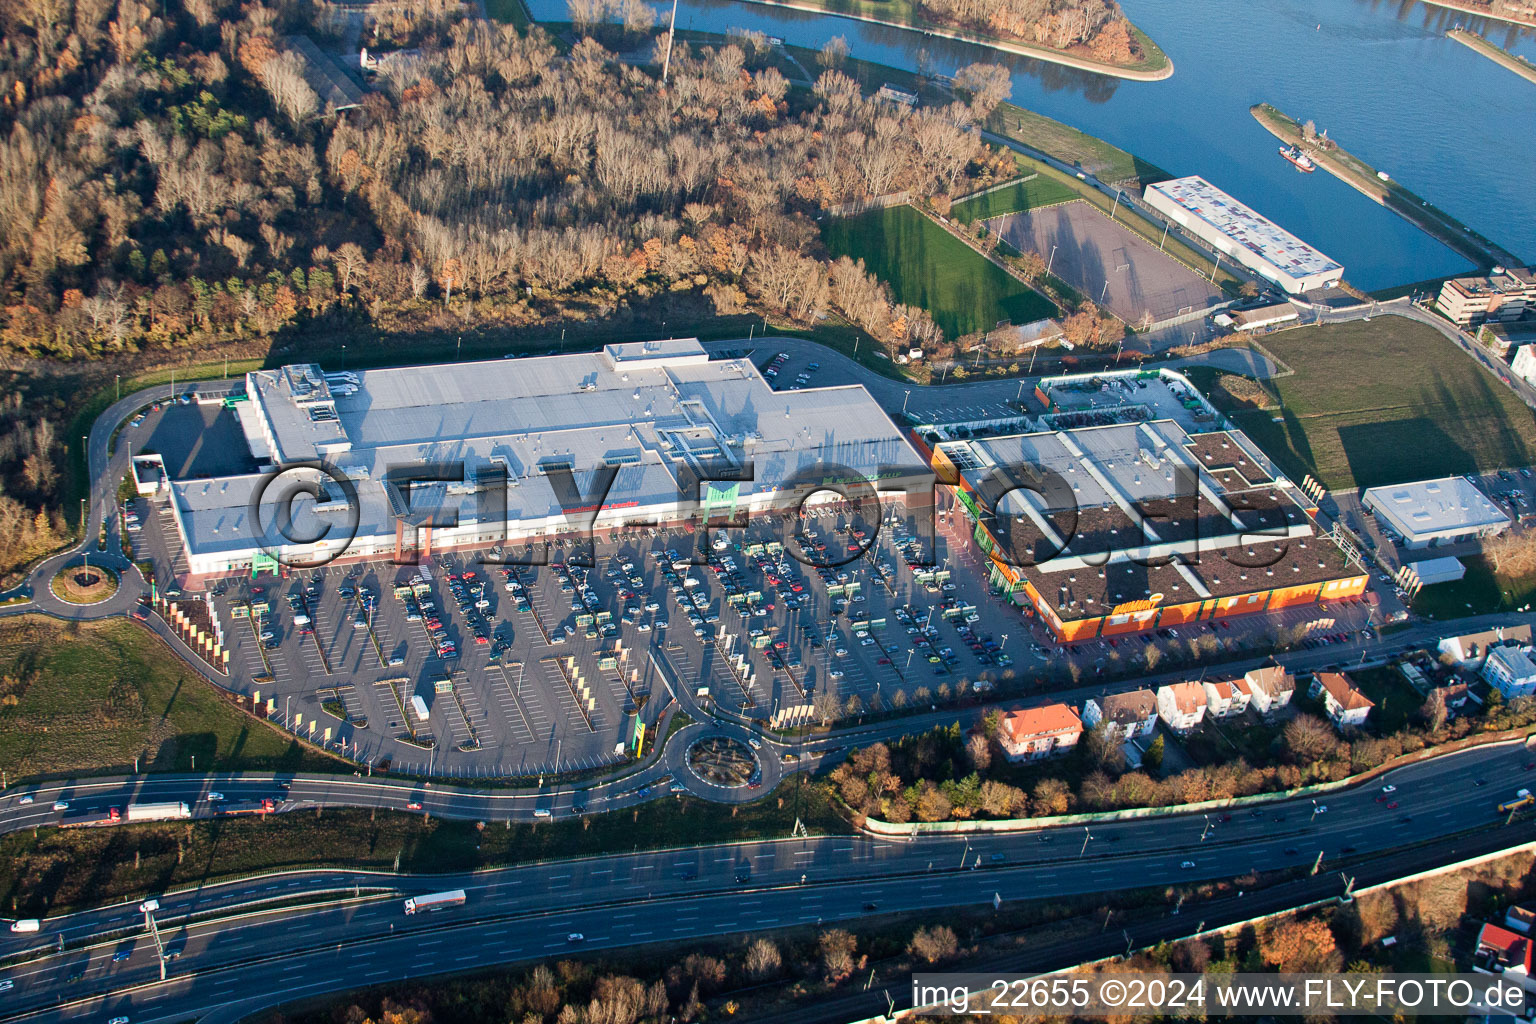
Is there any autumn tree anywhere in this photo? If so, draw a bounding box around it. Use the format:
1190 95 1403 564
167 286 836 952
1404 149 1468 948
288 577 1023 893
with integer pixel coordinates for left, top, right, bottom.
909 925 960 963
1259 917 1339 972
820 928 858 982
952 62 1011 120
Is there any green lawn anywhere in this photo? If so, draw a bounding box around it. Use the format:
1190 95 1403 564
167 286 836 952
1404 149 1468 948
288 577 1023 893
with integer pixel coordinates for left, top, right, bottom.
0 786 848 915
484 0 531 29
983 103 1170 184
1216 319 1536 490
1412 554 1536 620
821 205 1057 340
1347 667 1425 734
951 174 1079 224
0 616 344 781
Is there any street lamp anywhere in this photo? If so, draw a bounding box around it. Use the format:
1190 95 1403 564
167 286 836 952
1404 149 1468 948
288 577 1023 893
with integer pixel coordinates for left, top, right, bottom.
1047 245 1058 276
1309 798 1320 825
1201 814 1212 841
1079 826 1092 858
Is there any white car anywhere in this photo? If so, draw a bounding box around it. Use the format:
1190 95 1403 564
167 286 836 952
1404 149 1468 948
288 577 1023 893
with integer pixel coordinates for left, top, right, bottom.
52 801 69 812
1180 860 1195 869
1380 785 1396 794
207 792 225 802
0 980 13 992
566 933 585 943
17 795 32 805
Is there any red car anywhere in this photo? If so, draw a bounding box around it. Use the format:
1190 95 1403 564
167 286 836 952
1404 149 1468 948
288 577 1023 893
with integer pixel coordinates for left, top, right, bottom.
406 802 423 810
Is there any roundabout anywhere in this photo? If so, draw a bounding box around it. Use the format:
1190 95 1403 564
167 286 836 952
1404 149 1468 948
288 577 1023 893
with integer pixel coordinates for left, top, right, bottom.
49 562 120 606
686 735 760 788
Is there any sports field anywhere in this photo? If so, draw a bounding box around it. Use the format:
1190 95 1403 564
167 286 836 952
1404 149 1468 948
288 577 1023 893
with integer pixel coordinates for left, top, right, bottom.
1220 318 1536 490
951 174 1079 224
821 205 1057 340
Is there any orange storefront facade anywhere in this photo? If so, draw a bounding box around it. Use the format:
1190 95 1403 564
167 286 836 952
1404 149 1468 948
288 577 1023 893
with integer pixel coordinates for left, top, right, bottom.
960 486 1368 642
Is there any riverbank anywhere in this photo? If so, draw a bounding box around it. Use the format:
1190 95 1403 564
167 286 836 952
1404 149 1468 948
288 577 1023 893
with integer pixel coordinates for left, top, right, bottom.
1448 27 1536 85
1250 102 1522 271
1421 0 1536 29
725 0 1173 81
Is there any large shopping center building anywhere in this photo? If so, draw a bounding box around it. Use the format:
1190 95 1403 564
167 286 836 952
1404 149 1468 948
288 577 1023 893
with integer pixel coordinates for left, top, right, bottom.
143 339 931 578
923 370 1369 641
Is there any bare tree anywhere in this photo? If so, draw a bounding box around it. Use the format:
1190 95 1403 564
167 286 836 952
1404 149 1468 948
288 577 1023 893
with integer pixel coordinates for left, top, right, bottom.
258 50 318 124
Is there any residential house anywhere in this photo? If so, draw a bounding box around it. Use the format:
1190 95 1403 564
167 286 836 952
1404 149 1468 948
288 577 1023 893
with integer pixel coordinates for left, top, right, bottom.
1081 689 1158 742
1314 671 1374 729
1429 682 1475 717
1203 679 1251 718
1483 645 1536 699
1475 921 1536 992
1507 903 1536 936
1245 665 1295 716
998 704 1083 762
1438 625 1533 668
1156 682 1208 733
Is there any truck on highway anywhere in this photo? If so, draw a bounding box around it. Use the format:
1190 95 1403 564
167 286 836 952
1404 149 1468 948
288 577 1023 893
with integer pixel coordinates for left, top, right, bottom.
403 889 466 915
215 799 277 817
1499 789 1535 814
8 920 39 933
125 802 191 822
59 807 121 828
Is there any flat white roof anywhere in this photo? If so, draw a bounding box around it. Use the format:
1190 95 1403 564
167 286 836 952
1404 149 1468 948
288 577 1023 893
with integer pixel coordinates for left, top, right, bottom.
177 339 925 559
1362 476 1511 539
1147 176 1343 280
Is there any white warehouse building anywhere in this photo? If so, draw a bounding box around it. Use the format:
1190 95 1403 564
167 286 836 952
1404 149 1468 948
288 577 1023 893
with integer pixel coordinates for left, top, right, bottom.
1144 176 1345 294
1361 475 1511 549
161 339 930 579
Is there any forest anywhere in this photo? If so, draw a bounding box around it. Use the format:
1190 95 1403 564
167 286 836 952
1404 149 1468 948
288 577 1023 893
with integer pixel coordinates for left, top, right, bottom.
915 0 1143 64
0 0 1033 578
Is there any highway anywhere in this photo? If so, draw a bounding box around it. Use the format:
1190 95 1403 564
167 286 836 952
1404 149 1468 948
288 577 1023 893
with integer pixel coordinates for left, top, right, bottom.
1 734 1532 1024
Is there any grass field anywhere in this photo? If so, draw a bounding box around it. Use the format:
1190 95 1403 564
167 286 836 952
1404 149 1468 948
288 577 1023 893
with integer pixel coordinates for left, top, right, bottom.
0 616 344 781
983 103 1170 184
821 206 1057 339
1212 319 1536 490
1412 555 1536 620
0 786 849 915
951 174 1079 224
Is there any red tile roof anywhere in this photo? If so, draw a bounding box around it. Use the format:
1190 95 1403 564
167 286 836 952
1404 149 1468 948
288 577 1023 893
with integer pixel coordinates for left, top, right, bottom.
1318 672 1374 712
1002 704 1082 743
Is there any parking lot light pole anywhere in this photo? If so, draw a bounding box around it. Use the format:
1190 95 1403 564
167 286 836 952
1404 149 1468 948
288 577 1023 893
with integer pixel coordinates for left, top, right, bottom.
902 390 911 415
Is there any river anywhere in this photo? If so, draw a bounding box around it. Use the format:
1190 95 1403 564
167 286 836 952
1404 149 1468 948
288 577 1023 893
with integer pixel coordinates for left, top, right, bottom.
522 0 1536 291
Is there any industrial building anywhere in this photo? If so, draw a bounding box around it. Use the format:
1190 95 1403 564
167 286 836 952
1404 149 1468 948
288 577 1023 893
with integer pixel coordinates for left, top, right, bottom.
1361 476 1511 549
928 370 1368 642
150 339 929 578
1436 267 1536 327
1144 176 1345 294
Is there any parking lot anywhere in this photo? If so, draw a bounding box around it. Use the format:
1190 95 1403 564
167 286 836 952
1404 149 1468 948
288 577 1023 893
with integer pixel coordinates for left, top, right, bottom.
113 364 1392 776
986 200 1226 326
